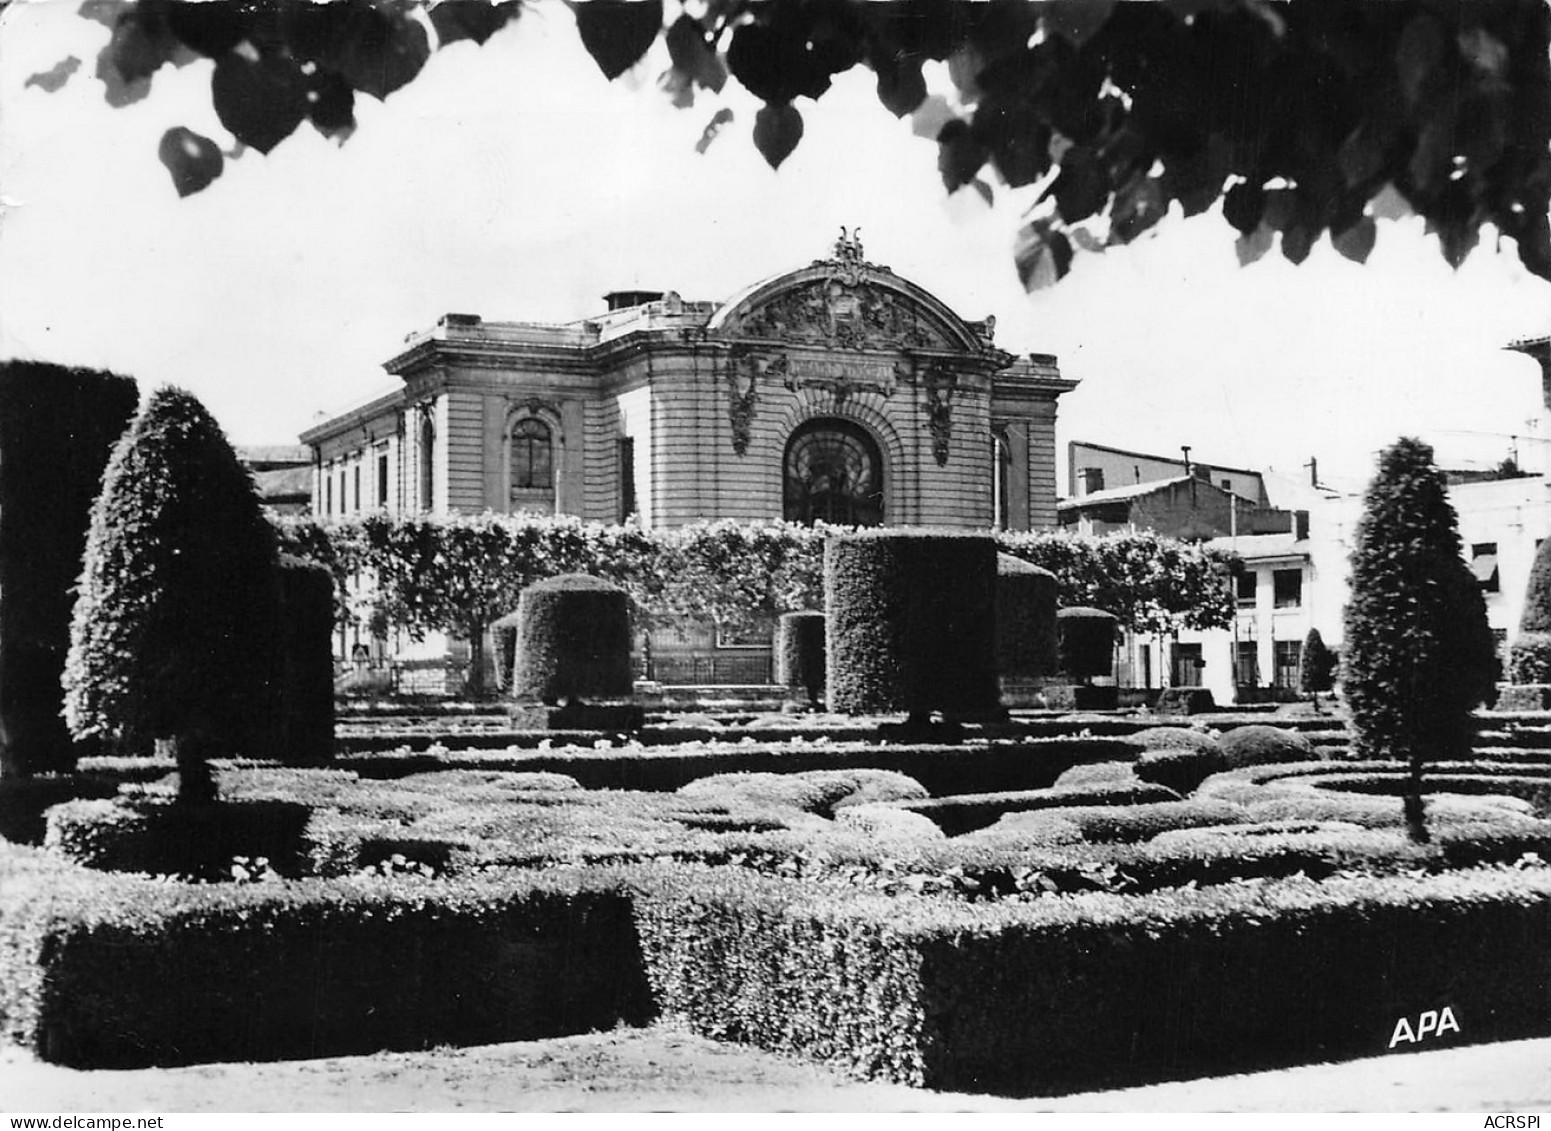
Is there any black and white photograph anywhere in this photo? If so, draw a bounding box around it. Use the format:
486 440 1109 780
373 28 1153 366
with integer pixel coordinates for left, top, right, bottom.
2 0 1551 1116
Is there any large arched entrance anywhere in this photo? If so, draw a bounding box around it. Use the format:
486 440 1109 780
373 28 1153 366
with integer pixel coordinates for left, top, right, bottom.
783 418 884 526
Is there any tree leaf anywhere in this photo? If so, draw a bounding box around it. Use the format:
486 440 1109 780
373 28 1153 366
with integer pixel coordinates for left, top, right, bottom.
695 107 734 155
1332 215 1377 264
1369 183 1413 221
1222 181 1265 234
910 94 956 141
331 6 431 100
1396 13 1444 107
1042 0 1118 47
1047 145 1109 224
1110 176 1166 244
1015 221 1073 292
158 126 224 197
875 55 926 118
753 102 803 169
937 119 987 193
212 51 308 154
26 56 80 92
1281 223 1315 265
665 13 725 93
1235 223 1273 266
429 0 524 48
727 19 830 105
575 0 663 81
306 70 355 141
971 178 994 207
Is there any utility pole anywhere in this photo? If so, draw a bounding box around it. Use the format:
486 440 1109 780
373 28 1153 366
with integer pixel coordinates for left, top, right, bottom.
1304 456 1319 489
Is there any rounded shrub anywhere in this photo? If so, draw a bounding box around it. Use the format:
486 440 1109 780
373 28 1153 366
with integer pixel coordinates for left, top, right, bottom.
775 611 826 707
63 388 282 803
1131 727 1221 754
1056 607 1117 682
1135 746 1228 795
0 363 139 779
512 574 633 704
995 553 1058 680
1053 761 1142 789
1219 725 1317 769
1520 534 1551 636
825 529 999 718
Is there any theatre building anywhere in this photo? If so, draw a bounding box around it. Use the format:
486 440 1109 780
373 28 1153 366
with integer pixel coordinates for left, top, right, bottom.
301 233 1077 684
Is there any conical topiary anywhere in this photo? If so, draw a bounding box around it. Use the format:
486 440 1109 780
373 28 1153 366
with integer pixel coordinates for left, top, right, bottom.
63 388 281 802
1510 537 1551 682
1342 437 1496 842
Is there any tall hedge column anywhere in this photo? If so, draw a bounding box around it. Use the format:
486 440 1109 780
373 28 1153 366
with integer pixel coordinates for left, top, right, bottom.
825 529 1000 720
0 363 139 779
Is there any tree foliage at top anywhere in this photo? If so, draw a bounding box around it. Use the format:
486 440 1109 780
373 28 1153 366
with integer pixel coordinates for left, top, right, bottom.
63 387 282 796
45 0 1551 290
1341 437 1497 840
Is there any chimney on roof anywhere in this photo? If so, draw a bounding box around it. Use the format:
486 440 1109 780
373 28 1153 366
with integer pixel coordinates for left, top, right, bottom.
604 290 666 311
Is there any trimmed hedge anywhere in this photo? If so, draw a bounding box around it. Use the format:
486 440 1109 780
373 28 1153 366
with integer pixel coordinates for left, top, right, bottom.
633 863 1551 1094
44 797 315 880
676 770 929 817
0 843 651 1067
1509 633 1551 684
513 574 633 703
995 553 1058 681
825 530 1000 718
0 363 139 778
492 609 523 692
1218 725 1318 769
775 611 826 706
1056 607 1117 682
269 555 335 765
1135 746 1227 795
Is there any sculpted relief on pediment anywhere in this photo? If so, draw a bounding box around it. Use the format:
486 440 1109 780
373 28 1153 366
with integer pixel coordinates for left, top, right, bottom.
729 279 955 352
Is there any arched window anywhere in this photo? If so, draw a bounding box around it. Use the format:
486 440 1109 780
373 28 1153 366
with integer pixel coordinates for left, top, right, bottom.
783 418 884 527
992 429 1012 529
510 418 553 491
417 408 435 512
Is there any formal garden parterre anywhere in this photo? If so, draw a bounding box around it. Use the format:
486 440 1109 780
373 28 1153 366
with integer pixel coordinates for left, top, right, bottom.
1 364 1549 1098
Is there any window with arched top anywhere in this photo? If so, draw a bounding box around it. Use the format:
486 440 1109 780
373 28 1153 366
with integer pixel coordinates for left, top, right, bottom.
417 408 436 512
992 429 1012 529
509 416 556 513
783 418 884 527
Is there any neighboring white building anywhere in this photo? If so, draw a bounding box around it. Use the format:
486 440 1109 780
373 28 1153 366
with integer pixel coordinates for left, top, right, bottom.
1164 475 1551 705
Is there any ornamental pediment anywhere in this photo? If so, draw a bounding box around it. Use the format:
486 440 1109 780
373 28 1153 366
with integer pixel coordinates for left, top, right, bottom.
725 278 956 351
712 229 982 354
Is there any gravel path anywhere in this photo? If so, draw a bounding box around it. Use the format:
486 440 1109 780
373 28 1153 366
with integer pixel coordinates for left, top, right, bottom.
4 1029 1549 1113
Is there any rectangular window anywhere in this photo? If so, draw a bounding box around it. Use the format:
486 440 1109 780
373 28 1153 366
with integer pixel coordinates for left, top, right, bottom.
1173 643 1203 688
377 451 389 509
1236 570 1257 607
324 472 332 516
1235 641 1260 687
1274 640 1302 688
618 436 637 522
1471 542 1500 593
1273 568 1303 608
353 464 361 512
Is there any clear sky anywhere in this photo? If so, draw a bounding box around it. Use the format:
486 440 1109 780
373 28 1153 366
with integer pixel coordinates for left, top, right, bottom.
3 0 1550 496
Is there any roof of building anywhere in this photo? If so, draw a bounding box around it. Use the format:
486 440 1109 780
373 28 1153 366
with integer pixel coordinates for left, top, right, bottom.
237 444 312 466
1058 474 1258 510
1203 531 1309 561
252 465 313 500
1069 440 1267 481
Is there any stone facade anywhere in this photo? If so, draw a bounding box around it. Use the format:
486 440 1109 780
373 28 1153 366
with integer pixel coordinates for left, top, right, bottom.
302 233 1075 533
300 233 1077 684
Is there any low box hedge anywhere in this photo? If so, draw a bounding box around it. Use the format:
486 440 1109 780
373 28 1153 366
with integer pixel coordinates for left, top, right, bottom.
0 842 651 1067
632 862 1551 1095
